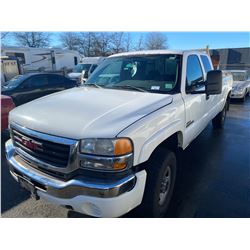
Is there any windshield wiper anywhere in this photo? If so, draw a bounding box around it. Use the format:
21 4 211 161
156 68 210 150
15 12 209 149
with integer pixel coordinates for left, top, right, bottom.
113 85 148 92
83 83 103 89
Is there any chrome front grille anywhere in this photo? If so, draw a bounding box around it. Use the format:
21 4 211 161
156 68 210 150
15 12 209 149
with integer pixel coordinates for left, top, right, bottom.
9 123 79 176
12 129 70 168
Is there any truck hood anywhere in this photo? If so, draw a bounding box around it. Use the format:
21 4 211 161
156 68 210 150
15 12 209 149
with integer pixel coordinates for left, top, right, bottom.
9 87 173 139
232 81 246 86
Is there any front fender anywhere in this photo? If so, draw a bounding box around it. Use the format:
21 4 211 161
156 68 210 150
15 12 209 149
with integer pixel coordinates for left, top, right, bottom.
138 121 183 164
117 94 185 166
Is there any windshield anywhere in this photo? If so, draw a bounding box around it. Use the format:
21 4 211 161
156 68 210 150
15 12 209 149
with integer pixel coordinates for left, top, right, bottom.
86 54 182 93
231 72 247 81
3 75 27 88
73 64 91 73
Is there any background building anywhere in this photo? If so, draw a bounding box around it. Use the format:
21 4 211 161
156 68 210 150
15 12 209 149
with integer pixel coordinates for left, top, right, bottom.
210 47 250 75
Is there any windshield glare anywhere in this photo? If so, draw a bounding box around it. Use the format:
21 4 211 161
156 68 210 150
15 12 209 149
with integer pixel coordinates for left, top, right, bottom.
86 54 182 93
73 64 91 73
231 72 247 81
4 75 26 88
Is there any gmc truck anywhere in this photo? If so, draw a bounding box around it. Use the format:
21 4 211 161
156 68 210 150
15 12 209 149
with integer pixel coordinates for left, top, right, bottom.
5 50 231 217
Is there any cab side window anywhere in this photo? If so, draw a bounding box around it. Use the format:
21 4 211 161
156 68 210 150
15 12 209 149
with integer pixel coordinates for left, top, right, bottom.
201 55 213 73
186 55 204 92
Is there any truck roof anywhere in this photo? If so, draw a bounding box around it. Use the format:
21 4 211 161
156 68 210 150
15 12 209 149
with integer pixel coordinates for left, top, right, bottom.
109 49 209 58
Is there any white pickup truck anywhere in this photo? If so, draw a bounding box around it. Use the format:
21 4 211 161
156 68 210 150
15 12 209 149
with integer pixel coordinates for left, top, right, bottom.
6 50 231 217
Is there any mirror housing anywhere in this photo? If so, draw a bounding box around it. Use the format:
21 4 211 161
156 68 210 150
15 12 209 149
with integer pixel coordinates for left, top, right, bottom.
206 70 222 95
82 70 88 78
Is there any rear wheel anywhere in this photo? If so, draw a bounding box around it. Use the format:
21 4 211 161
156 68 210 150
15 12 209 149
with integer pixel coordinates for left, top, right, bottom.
212 102 227 129
142 148 177 217
226 96 230 111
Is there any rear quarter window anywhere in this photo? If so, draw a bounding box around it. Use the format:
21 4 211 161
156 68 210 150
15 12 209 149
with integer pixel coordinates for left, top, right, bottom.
201 55 213 73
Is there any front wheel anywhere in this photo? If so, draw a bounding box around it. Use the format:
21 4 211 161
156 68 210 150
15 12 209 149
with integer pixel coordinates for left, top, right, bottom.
142 148 177 217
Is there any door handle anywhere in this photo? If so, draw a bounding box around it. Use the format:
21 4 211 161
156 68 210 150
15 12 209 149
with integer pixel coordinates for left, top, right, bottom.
186 120 194 128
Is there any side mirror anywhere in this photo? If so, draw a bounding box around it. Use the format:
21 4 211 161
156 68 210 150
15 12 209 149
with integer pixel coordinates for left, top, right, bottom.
206 70 222 95
82 70 88 78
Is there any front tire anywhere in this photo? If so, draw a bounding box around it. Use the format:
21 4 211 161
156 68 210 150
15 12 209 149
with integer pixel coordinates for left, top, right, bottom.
142 148 177 217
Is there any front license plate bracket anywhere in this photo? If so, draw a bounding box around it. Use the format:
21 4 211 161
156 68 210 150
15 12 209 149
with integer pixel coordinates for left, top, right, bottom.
18 176 40 200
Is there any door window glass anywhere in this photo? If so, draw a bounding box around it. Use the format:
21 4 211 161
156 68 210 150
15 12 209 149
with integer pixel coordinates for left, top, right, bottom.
47 74 65 85
24 75 48 88
186 55 204 91
201 55 213 73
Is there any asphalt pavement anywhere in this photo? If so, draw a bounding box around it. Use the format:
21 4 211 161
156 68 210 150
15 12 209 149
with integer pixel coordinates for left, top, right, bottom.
1 97 250 218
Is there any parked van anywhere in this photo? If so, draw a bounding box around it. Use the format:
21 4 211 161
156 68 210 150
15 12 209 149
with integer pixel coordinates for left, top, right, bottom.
68 57 105 84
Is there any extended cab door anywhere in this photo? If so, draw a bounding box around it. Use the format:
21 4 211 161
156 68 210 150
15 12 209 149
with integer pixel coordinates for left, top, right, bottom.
199 54 218 122
182 53 208 147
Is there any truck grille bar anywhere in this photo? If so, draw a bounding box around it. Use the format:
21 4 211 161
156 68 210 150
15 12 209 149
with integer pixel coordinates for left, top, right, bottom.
12 128 71 168
9 123 79 177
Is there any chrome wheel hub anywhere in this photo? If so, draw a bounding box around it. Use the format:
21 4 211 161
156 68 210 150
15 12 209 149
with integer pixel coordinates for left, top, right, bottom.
159 166 171 206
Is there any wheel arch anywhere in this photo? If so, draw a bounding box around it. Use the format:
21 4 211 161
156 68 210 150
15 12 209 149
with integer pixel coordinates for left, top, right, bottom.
138 131 183 164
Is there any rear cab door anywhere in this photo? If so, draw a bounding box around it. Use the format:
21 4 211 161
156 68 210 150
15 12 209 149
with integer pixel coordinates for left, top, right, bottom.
200 54 228 122
199 54 217 122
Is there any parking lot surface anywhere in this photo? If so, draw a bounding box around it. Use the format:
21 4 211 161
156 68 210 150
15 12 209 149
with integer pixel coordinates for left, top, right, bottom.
1 98 250 218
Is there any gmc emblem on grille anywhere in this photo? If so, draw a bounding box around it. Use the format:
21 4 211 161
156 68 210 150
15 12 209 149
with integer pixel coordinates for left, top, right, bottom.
21 137 41 151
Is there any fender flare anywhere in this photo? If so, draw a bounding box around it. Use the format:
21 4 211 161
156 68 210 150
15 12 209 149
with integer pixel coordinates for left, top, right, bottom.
137 120 183 164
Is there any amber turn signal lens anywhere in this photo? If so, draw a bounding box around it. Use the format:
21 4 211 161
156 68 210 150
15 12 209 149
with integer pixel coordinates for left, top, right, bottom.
113 162 127 170
114 139 133 156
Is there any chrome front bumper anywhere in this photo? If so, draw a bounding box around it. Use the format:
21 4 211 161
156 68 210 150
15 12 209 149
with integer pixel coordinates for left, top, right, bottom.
5 139 136 199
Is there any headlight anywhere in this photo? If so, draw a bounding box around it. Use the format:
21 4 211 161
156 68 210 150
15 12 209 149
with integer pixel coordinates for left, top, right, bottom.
80 138 133 156
79 138 133 171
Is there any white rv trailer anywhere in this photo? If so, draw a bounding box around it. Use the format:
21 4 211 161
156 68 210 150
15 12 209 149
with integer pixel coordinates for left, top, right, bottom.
1 46 80 73
1 56 21 84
